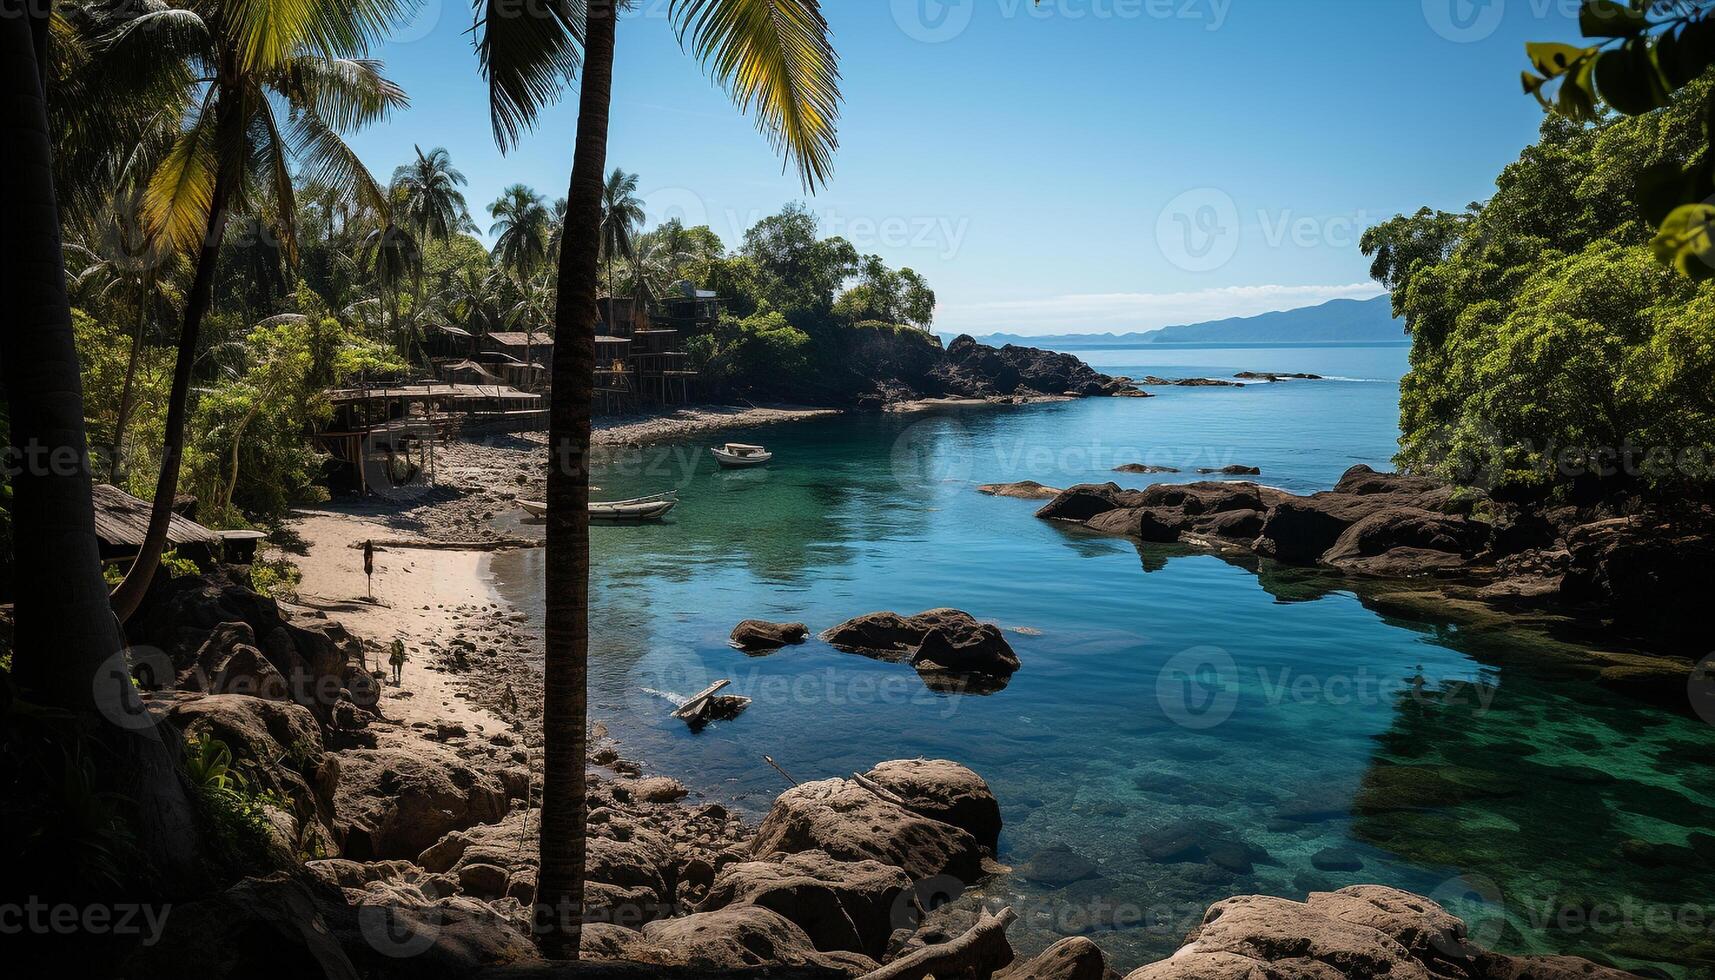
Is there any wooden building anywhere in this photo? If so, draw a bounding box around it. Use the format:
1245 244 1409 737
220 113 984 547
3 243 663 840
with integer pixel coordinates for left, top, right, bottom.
91 484 225 567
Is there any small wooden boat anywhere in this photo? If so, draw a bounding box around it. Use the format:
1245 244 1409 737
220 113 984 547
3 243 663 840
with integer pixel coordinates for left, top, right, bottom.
711 442 772 468
519 490 678 521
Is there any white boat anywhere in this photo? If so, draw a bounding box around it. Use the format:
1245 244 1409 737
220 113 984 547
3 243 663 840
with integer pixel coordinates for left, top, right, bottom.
519 490 678 521
710 443 773 468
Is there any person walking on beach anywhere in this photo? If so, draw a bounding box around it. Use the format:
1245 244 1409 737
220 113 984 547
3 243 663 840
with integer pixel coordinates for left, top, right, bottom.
388 639 408 686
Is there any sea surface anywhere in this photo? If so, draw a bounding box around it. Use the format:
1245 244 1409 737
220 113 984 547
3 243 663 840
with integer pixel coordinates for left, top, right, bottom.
493 345 1715 975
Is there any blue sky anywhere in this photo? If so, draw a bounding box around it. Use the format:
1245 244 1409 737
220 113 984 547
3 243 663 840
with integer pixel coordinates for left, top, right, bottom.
348 0 1578 335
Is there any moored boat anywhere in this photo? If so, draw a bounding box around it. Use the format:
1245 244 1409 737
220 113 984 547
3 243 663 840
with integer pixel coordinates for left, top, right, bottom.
519 489 678 521
711 442 772 468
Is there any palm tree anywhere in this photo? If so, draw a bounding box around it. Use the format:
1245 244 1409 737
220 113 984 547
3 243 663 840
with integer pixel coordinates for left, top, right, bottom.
473 0 841 959
103 0 408 621
359 222 422 357
3 0 204 892
599 168 644 299
489 184 553 283
620 235 685 313
65 192 187 486
394 145 474 356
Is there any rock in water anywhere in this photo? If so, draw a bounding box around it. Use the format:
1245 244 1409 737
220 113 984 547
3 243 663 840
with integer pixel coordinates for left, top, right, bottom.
999 936 1110 980
979 480 1066 499
821 609 1020 677
729 619 810 652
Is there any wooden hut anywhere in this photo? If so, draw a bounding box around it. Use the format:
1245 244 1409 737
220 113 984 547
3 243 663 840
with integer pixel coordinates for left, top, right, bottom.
91 484 225 566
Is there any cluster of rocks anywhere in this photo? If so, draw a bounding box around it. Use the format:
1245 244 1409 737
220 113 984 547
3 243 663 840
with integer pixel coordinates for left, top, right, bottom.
730 609 1023 694
1029 464 1713 703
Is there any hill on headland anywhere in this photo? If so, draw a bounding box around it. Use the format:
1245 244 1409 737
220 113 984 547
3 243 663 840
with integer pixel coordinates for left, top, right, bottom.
968 295 1403 348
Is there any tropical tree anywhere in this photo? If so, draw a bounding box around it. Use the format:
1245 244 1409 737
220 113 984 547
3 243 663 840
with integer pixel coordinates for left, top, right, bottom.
469 0 842 959
359 221 422 356
599 168 645 298
394 145 475 351
1520 0 1715 276
65 193 188 485
104 0 409 620
489 184 553 283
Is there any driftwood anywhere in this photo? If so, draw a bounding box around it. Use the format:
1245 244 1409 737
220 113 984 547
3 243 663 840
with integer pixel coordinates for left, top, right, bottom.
851 771 913 809
859 906 1018 980
670 679 730 719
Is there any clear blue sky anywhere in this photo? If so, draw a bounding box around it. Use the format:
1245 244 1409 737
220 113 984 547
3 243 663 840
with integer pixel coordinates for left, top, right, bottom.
348 0 1575 335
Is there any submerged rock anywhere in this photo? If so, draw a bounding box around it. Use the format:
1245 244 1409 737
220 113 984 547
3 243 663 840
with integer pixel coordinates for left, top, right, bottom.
1114 463 1182 474
1196 465 1262 476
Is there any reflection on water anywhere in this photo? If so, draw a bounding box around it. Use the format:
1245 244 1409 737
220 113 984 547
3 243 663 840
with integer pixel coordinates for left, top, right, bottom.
491 353 1713 975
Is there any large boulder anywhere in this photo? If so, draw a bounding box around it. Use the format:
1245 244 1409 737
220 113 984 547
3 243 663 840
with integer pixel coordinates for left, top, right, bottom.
698 851 912 958
1322 508 1491 577
1252 495 1373 564
1122 886 1635 980
821 609 1020 677
1561 516 1715 643
639 905 878 976
333 741 508 859
999 936 1110 980
167 694 340 852
752 774 988 883
1036 483 1141 523
863 758 1002 852
980 480 1066 500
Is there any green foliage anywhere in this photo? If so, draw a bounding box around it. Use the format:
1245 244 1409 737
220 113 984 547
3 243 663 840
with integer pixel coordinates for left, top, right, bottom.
690 312 812 394
1523 1 1715 276
248 555 303 599
182 734 290 879
1375 80 1715 492
740 202 860 317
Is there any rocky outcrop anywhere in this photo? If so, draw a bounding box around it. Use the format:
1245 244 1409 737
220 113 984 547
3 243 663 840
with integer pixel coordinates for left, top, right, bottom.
1114 464 1181 474
822 608 1021 679
863 758 1002 852
730 619 810 652
129 572 378 723
698 852 912 959
751 761 997 883
932 335 1136 399
1123 886 1635 980
333 740 509 859
168 693 341 853
999 937 1110 980
639 905 878 975
980 480 1066 499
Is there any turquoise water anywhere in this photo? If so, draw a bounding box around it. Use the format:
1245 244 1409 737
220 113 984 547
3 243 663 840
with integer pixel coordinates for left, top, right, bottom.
492 345 1715 974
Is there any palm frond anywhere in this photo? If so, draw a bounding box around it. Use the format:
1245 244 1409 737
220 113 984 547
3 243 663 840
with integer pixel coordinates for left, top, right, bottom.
279 56 408 131
472 0 584 151
669 0 840 190
228 0 415 69
286 107 391 217
101 5 216 72
143 108 220 254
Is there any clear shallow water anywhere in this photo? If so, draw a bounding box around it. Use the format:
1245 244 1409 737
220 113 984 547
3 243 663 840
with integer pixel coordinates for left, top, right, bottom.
493 346 1715 975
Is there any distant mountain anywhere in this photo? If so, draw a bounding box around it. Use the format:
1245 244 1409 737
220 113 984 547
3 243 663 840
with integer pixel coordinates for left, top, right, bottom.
967 295 1404 349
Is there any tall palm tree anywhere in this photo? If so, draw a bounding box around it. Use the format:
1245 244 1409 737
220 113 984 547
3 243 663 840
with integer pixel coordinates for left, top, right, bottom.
489 183 552 283
394 145 474 356
3 0 204 892
360 221 421 357
473 0 841 959
104 0 408 621
599 168 644 299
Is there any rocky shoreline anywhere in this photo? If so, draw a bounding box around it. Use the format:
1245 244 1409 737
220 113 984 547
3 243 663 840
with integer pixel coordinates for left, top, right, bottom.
1016 465 1712 709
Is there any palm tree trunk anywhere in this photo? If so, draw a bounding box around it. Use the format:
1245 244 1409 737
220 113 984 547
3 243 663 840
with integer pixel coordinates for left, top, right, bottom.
109 89 240 622
536 0 614 960
1 0 206 894
110 279 150 485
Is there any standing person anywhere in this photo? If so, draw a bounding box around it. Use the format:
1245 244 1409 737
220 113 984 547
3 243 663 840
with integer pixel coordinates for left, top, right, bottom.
388 639 408 686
